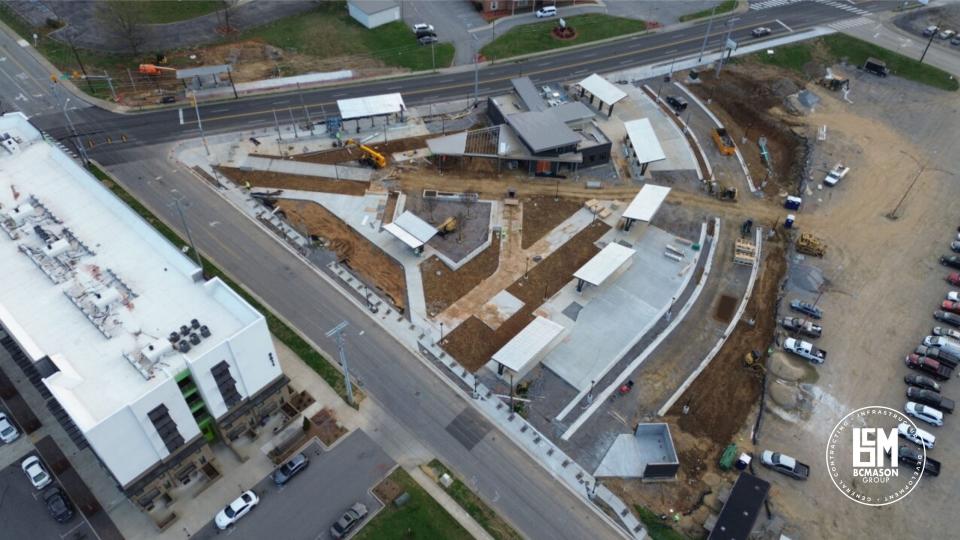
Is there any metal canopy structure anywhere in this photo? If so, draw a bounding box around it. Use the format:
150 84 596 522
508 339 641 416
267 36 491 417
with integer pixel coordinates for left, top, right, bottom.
573 242 635 288
384 211 436 249
624 118 666 168
337 93 405 120
623 184 671 222
492 316 565 376
578 74 627 105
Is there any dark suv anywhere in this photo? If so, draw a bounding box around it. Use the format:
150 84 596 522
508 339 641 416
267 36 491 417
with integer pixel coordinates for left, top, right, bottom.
43 487 74 523
940 255 960 270
934 310 960 328
665 96 687 113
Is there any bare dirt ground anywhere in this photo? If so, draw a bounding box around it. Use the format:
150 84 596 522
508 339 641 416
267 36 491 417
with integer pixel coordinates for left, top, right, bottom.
216 166 369 195
271 135 436 167
276 200 407 312
520 196 583 249
442 221 610 371
690 65 808 197
422 240 501 317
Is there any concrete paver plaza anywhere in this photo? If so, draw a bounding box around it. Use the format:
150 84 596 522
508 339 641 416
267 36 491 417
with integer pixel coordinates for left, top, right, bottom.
542 224 699 391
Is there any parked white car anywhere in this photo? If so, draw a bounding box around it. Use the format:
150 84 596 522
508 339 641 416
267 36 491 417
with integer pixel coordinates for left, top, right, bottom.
898 422 935 449
215 490 259 530
411 23 434 34
823 163 850 187
536 6 557 17
21 456 52 490
947 291 960 302
0 412 20 444
905 402 944 427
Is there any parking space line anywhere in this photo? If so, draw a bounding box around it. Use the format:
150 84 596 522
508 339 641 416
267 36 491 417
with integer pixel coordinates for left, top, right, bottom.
59 521 85 539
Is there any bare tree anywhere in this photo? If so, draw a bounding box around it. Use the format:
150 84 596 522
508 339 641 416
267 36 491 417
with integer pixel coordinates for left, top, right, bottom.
97 2 145 56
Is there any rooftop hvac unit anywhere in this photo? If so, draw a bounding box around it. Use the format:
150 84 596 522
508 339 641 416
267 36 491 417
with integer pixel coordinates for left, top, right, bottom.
44 238 70 258
168 331 181 343
7 203 34 225
189 333 201 346
199 325 211 338
190 319 200 329
142 339 173 363
177 340 191 354
179 325 190 336
91 287 121 309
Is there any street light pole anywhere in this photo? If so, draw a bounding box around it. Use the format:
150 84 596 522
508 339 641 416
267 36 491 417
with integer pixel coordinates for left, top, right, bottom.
715 18 738 78
472 38 480 106
61 97 90 165
326 321 355 405
297 82 313 133
919 21 940 65
170 191 204 273
190 92 211 156
696 5 718 64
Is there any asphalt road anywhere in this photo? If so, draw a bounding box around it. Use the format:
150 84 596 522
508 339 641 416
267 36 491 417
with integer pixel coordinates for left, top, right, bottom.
193 433 391 540
28 0 897 158
0 2 898 539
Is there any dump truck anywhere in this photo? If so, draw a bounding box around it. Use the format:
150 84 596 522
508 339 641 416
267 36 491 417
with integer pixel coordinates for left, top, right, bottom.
779 317 822 338
795 233 826 257
760 451 810 480
783 337 827 364
712 128 736 155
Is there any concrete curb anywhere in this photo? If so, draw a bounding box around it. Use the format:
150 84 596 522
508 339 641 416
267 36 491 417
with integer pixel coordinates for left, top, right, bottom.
658 225 763 416
561 218 718 440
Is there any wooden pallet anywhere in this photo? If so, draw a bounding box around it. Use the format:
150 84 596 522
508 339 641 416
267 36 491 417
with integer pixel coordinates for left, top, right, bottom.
734 238 757 266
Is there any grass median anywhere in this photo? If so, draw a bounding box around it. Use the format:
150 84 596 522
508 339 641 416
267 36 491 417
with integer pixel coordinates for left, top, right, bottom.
356 468 471 540
679 0 739 22
427 460 522 540
480 14 646 61
755 34 958 91
85 162 356 406
634 505 689 540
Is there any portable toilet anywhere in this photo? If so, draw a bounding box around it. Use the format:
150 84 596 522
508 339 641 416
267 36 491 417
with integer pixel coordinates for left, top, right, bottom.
784 196 802 210
784 214 795 229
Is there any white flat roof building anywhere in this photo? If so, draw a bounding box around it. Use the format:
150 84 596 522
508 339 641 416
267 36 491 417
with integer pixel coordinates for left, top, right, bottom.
491 316 566 381
337 93 406 120
574 243 636 288
0 113 283 488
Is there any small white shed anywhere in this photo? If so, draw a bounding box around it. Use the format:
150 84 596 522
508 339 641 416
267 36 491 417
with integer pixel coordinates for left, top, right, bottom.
348 0 400 29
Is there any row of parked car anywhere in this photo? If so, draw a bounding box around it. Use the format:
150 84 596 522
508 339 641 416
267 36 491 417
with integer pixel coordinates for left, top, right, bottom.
0 413 77 523
922 25 960 47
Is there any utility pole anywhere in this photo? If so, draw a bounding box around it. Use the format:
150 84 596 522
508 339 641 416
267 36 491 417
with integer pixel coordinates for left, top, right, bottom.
61 97 89 165
170 190 204 272
272 109 282 154
919 21 940 65
472 38 480 106
227 66 239 99
191 92 211 156
296 83 313 133
715 18 738 79
326 322 355 405
696 5 718 64
288 108 298 138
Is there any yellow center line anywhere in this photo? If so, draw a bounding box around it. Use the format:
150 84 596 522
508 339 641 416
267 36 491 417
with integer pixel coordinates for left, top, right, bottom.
186 18 781 126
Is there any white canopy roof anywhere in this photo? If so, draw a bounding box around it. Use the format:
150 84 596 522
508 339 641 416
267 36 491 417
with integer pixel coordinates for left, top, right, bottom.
492 316 565 373
573 242 636 286
385 211 436 248
578 74 627 105
623 184 671 222
337 93 405 120
624 118 666 165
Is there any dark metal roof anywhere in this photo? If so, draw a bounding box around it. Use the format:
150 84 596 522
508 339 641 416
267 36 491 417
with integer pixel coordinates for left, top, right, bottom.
708 473 770 540
506 111 580 154
511 77 547 112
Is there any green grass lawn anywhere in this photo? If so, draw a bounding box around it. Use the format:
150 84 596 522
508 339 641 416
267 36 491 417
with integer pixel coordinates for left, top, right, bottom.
755 42 813 73
427 460 522 540
679 0 738 22
110 0 223 24
355 468 472 540
239 1 454 71
634 506 690 540
822 33 958 91
480 14 647 60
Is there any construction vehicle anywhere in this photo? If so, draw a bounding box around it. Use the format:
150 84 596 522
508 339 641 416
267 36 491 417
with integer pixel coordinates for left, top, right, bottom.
743 350 765 372
436 216 457 236
795 233 826 257
818 68 849 91
709 181 738 201
345 139 386 168
711 128 736 156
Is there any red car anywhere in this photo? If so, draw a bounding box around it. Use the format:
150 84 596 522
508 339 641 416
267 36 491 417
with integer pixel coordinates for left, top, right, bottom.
942 300 960 314
948 272 960 286
905 354 953 380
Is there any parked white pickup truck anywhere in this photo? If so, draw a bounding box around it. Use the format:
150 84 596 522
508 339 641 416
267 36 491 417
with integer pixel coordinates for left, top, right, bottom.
823 163 850 187
783 338 827 364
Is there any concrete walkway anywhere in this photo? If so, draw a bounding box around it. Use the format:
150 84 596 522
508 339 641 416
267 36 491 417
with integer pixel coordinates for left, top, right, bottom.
243 155 374 182
409 467 496 540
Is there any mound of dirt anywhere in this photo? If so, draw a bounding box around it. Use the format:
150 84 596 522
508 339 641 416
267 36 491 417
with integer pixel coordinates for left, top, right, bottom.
768 352 806 381
769 380 801 410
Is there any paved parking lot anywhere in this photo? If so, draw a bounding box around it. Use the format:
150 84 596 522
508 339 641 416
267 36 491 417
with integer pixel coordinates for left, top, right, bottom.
193 430 392 540
0 452 95 540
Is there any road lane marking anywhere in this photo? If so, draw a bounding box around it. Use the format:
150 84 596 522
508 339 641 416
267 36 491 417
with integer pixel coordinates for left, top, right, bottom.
181 16 789 127
211 108 230 113
178 108 184 125
776 19 793 32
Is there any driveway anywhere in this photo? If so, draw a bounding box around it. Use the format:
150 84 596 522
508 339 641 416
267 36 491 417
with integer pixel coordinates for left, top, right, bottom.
193 431 392 540
0 452 96 540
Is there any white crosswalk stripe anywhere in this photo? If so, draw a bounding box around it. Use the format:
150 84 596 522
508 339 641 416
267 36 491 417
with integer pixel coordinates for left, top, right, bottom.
814 0 870 15
750 0 805 11
828 16 873 31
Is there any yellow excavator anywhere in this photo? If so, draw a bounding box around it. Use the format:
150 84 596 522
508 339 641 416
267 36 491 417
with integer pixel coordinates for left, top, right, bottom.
345 139 386 168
